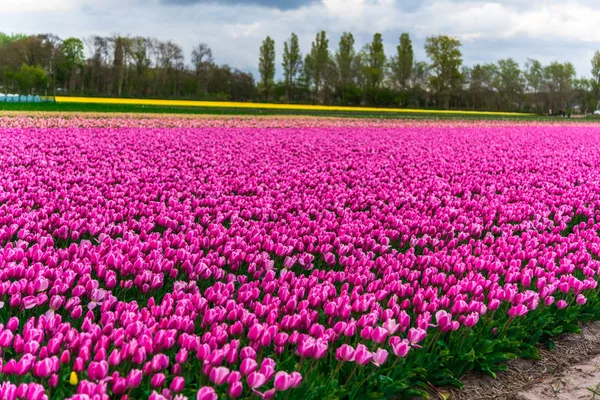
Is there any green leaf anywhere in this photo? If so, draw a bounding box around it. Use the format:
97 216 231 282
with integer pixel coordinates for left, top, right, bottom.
475 339 496 355
401 389 430 400
460 348 476 362
561 323 581 334
383 383 410 396
480 365 497 379
519 344 540 360
379 375 394 384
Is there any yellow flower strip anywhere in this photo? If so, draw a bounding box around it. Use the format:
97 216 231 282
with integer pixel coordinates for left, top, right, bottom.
55 96 533 116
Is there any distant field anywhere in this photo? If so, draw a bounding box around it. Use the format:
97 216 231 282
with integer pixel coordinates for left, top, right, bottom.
0 96 549 120
54 96 534 116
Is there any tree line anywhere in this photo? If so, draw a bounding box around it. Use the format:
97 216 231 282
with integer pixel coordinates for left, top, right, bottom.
0 33 254 102
2 31 600 113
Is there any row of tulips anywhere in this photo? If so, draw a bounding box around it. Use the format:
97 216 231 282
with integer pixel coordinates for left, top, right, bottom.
2 119 600 399
0 114 591 129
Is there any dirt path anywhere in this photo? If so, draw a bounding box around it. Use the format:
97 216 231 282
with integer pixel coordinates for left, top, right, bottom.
449 322 600 400
517 354 600 400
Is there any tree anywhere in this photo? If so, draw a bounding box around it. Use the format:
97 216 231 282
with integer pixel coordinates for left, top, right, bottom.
592 51 600 87
0 32 27 46
191 43 213 97
112 35 130 97
494 59 524 111
591 51 600 108
322 57 339 104
130 37 153 97
60 38 84 93
424 35 463 108
282 33 302 101
524 59 544 112
573 78 594 114
13 64 47 93
155 40 184 97
259 36 275 100
309 31 330 101
334 32 356 102
524 59 544 95
543 61 575 111
362 33 386 89
389 33 413 91
468 63 496 110
85 35 110 94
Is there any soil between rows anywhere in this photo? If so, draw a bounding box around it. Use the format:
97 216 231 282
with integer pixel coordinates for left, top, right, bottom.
447 322 600 399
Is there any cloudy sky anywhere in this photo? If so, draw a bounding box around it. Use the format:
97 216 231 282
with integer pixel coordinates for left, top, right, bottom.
3 0 600 78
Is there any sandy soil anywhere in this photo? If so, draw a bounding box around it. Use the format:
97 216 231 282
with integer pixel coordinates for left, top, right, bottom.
448 322 600 400
516 354 600 400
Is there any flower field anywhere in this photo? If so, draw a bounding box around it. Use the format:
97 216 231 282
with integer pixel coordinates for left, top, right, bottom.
2 116 600 400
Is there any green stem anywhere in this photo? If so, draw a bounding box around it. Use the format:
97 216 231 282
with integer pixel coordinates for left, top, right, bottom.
328 361 344 388
350 368 377 400
345 364 360 387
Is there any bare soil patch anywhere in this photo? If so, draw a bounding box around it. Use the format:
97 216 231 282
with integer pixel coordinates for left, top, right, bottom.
447 322 600 400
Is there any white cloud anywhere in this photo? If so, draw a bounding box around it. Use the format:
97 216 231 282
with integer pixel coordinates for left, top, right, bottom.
2 0 599 77
0 0 83 13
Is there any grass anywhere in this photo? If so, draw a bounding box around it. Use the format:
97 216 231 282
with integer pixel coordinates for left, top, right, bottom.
0 99 554 121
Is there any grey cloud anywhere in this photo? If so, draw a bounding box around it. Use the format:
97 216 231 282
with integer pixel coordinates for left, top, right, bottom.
160 0 317 10
392 0 425 12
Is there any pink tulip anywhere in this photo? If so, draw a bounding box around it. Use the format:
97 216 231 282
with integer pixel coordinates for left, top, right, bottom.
557 300 568 309
464 313 479 328
6 317 19 332
228 380 243 398
274 371 291 391
197 386 218 400
240 347 256 360
33 358 53 378
335 344 355 362
209 366 230 385
0 330 14 347
113 377 128 395
354 344 373 366
14 355 34 376
151 373 166 388
372 348 389 367
392 340 410 358
247 372 267 389
240 358 258 376
26 383 46 400
382 319 399 335
289 372 302 388
2 359 15 374
407 328 427 347
127 369 143 388
371 327 388 344
170 376 185 392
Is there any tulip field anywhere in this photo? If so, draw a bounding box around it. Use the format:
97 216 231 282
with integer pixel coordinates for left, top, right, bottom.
3 115 600 400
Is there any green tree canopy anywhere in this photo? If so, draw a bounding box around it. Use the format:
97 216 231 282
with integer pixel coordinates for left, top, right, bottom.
309 31 330 101
389 33 413 90
494 58 524 110
282 33 302 101
335 32 356 90
363 33 386 89
424 35 463 108
11 63 47 93
258 36 276 100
